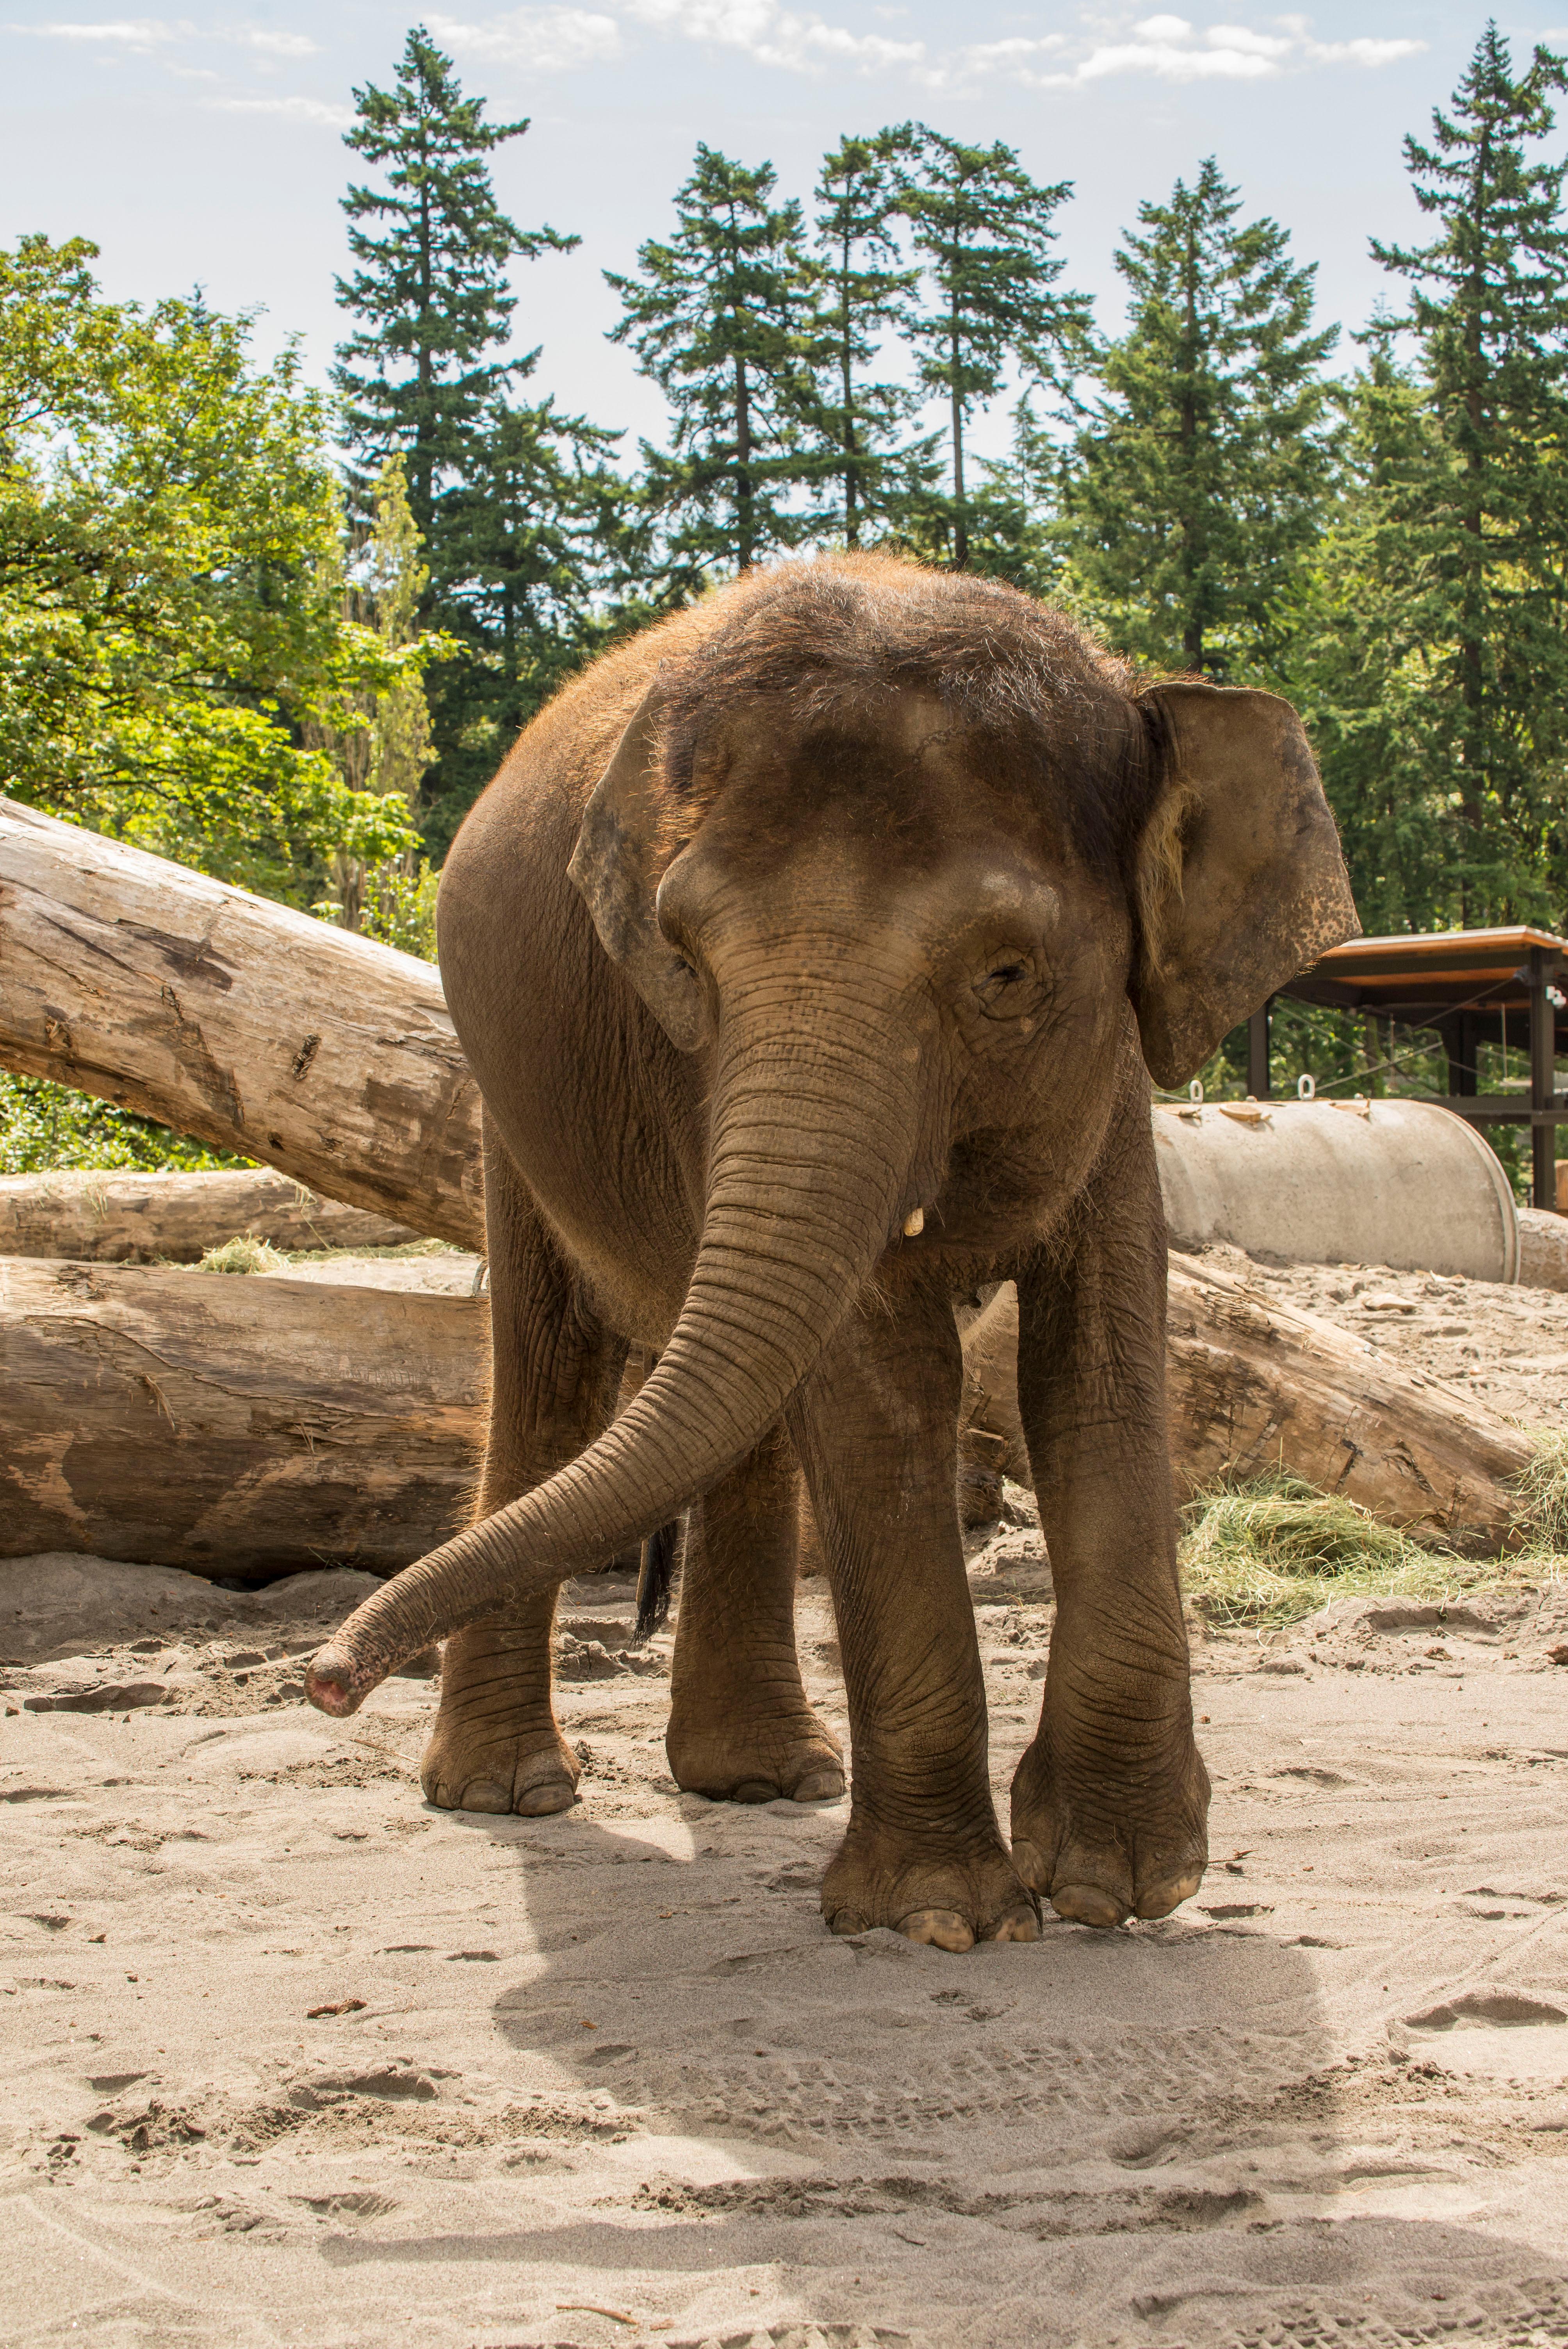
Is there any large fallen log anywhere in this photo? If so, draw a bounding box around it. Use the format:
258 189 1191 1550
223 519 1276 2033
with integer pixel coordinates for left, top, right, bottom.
0 1246 1528 1570
1 1257 483 1573
0 800 1536 1555
960 1260 1532 1553
0 798 483 1248
0 1168 419 1263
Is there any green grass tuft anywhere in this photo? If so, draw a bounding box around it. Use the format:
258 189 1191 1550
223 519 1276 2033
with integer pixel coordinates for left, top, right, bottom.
1513 1428 1568 1558
1179 1471 1489 1629
194 1233 292 1276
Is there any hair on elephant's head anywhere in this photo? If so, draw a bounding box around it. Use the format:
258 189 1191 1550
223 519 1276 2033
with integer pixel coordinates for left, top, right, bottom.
570 558 1356 1112
306 557 1357 1714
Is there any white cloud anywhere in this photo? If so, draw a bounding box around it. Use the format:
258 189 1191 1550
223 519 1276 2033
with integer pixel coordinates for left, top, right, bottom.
0 2 1429 92
209 91 351 124
622 0 921 70
229 26 319 55
1014 10 1424 87
428 7 622 70
8 16 180 42
1305 34 1423 66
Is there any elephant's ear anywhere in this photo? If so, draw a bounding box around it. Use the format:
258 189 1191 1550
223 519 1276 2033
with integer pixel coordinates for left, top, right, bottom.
567 680 714 1053
1131 682 1359 1089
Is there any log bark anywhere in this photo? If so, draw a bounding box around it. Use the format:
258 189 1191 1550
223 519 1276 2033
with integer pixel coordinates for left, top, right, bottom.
960 1257 1530 1554
1 1256 484 1574
0 1169 419 1263
0 798 483 1248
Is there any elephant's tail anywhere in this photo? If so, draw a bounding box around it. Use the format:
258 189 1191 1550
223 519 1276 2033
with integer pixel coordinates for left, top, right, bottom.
635 1518 682 1643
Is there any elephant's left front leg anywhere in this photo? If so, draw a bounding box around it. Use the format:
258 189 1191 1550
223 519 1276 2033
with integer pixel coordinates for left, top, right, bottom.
791 1287 1039 1950
1010 1103 1210 1926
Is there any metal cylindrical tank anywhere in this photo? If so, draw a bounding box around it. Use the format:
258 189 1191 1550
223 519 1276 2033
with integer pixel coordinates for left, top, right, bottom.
1152 1097 1519 1282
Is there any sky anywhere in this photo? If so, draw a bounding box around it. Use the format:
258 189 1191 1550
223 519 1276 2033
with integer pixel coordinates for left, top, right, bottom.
3 2 1566 463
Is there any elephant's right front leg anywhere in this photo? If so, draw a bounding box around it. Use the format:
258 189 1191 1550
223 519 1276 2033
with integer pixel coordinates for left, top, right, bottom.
421 1134 626 1818
790 1289 1039 1950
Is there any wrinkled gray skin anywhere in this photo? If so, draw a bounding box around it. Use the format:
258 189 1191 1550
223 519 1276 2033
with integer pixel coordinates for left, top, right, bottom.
306 556 1357 1949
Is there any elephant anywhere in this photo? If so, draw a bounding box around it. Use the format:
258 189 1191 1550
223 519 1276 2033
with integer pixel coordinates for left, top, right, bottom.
306 554 1356 1948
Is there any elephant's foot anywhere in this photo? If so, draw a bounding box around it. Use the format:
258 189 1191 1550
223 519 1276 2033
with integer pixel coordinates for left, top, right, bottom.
666 1696 844 1806
821 1821 1040 1950
1010 1717 1210 1928
421 1702 581 1818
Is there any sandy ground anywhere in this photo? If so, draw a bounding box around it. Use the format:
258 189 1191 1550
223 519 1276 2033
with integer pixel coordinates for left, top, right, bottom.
6 1251 1568 2347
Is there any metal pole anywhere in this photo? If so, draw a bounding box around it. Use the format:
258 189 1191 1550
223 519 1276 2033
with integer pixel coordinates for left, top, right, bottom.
1247 998 1272 1098
1531 945 1555 1211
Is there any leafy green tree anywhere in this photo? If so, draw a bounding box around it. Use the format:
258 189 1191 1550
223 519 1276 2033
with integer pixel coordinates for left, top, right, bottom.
333 24 574 539
1061 158 1336 678
1354 23 1568 922
807 135 919 547
0 234 421 904
422 390 631 849
608 144 818 580
1283 326 1456 934
886 123 1090 569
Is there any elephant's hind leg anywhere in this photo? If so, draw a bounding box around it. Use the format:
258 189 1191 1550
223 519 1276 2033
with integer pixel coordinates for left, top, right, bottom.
665 1428 844 1805
421 1126 627 1820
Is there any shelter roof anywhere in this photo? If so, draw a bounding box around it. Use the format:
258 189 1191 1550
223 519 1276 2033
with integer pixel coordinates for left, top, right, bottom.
1286 925 1566 1019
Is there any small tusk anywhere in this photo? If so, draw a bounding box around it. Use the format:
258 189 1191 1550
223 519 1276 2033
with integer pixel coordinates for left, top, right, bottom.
903 1207 925 1239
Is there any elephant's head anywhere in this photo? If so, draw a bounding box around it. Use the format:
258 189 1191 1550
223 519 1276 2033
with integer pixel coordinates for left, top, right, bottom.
306 561 1356 1714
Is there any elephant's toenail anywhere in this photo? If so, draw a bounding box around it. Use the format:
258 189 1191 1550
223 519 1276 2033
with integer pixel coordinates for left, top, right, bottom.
1134 1870 1203 1920
1050 1881 1128 1930
790 1769 844 1804
732 1780 780 1804
827 1908 870 1936
896 1908 975 1953
515 1782 577 1817
458 1780 513 1814
987 1906 1041 1943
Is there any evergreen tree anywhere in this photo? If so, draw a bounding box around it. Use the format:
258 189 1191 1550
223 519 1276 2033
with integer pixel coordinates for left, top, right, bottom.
333 25 574 538
807 134 918 547
606 145 821 580
886 123 1090 569
1285 321 1458 935
1062 158 1335 678
1357 22 1568 921
425 393 629 836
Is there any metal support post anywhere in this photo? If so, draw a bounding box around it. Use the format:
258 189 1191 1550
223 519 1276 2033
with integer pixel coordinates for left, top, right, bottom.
1531 946 1556 1211
1247 998 1272 1098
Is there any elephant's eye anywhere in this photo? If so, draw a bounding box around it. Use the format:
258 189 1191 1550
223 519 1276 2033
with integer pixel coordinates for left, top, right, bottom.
975 961 1026 1003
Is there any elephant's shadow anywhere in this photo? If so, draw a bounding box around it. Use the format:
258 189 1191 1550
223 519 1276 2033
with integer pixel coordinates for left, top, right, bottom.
458 1787 1335 2192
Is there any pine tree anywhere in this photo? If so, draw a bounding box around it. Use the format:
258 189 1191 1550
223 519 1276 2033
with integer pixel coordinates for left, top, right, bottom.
1062 158 1336 679
807 135 918 547
608 145 818 581
1358 22 1568 921
886 123 1090 569
333 25 574 538
1285 322 1451 933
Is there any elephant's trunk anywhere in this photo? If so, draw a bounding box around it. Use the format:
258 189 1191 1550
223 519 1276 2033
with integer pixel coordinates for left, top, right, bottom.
305 967 924 1715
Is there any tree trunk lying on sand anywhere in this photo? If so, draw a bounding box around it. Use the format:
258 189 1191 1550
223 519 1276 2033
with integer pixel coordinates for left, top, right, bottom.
961 1258 1532 1555
1 1257 483 1574
2 1245 1525 1576
0 800 1534 1554
0 1168 420 1263
0 798 483 1248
